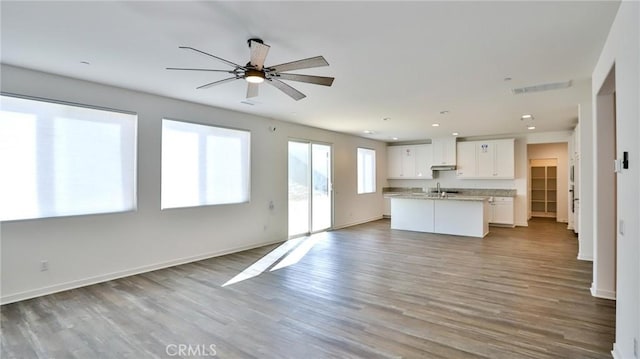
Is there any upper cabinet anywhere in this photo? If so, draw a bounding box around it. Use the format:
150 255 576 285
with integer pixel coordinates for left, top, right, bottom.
387 144 433 179
431 137 457 166
456 139 515 179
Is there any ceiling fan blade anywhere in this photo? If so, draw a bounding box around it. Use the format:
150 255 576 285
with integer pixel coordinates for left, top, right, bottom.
166 67 236 73
246 82 259 98
277 73 334 86
178 46 245 69
268 79 306 101
269 56 329 73
249 40 270 71
196 76 239 90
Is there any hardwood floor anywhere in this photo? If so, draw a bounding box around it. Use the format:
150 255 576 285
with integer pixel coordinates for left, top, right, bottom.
1 218 615 358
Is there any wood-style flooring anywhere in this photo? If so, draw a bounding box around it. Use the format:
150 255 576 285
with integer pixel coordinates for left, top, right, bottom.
1 218 615 358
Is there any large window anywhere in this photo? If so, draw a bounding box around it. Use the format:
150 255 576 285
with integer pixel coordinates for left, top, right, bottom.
357 147 376 194
161 119 250 209
0 94 137 221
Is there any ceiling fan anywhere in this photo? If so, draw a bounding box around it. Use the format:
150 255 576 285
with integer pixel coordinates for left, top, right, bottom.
167 38 334 101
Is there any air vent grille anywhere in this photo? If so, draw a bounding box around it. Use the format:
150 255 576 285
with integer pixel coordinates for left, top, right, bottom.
511 80 572 95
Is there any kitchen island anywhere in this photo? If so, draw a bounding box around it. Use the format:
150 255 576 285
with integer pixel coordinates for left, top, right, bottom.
388 194 490 238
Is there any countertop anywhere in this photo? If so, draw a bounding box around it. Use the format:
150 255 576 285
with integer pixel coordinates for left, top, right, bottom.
384 193 490 202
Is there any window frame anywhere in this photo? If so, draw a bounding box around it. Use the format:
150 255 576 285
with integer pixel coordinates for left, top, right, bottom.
160 118 251 210
356 147 377 194
0 92 138 221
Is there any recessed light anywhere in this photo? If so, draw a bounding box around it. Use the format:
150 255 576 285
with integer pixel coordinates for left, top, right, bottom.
527 126 536 130
439 110 449 115
521 114 533 120
504 77 512 81
432 123 440 127
80 61 91 65
383 117 391 121
392 137 399 140
452 132 459 136
363 130 374 134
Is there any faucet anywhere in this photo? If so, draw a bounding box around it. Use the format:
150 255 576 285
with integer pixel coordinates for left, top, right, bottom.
436 182 441 194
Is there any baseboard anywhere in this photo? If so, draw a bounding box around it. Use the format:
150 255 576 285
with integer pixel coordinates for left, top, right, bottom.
515 221 528 227
611 343 623 359
590 285 616 300
577 252 593 261
332 215 383 230
0 238 286 305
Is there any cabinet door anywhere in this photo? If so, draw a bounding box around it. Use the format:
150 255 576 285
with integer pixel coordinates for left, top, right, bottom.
491 197 514 224
456 141 477 178
414 144 433 179
477 141 495 177
432 138 456 166
387 146 403 178
494 139 515 178
402 147 416 178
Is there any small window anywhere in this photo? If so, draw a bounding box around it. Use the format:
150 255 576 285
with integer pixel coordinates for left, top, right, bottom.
0 94 138 221
357 147 376 194
161 119 250 209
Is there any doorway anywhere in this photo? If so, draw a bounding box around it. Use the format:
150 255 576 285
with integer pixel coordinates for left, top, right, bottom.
288 140 332 237
592 64 617 299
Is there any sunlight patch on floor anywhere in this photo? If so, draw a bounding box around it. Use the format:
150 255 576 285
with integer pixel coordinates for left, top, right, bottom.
222 233 325 287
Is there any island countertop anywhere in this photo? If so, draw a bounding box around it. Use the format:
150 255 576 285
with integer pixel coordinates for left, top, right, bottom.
384 193 490 202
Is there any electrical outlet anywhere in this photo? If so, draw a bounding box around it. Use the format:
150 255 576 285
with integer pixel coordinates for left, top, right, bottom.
40 260 49 272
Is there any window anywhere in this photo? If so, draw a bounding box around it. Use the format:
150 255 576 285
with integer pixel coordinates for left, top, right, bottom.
357 147 376 194
0 94 137 221
161 119 250 209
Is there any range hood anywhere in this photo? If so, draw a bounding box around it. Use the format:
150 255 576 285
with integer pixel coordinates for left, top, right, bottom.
431 165 457 171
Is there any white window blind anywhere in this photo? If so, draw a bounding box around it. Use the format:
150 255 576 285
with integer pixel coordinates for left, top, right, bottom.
161 119 250 209
0 94 137 221
357 147 376 194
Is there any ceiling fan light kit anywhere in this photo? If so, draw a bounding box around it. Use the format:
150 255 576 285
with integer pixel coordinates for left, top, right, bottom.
167 38 334 101
244 69 265 84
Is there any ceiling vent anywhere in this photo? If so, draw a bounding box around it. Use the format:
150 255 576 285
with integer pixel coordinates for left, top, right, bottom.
511 80 572 95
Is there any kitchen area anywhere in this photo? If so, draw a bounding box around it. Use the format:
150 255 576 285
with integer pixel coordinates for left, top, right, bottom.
384 137 518 238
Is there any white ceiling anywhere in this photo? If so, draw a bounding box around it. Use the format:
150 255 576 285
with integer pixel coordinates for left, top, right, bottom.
0 1 620 142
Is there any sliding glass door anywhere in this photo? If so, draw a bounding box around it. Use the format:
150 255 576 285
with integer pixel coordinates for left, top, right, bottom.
288 141 332 237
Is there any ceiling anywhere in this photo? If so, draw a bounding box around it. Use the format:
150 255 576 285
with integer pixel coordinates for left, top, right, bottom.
0 1 620 142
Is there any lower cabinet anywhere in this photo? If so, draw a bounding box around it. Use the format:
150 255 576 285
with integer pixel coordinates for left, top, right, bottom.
488 197 514 226
383 197 391 217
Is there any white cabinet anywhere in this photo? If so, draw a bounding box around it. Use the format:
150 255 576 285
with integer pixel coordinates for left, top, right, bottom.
494 139 515 178
489 197 514 226
383 197 391 217
387 146 403 178
414 144 432 178
431 138 456 166
455 141 476 178
455 139 515 179
387 145 433 179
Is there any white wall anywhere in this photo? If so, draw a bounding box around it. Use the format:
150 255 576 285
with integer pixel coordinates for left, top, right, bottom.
0 65 387 304
527 143 569 223
591 2 639 358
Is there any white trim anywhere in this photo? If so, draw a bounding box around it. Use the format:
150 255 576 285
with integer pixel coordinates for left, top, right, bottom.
577 252 594 261
590 284 616 300
0 239 285 305
610 343 623 359
332 215 383 230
